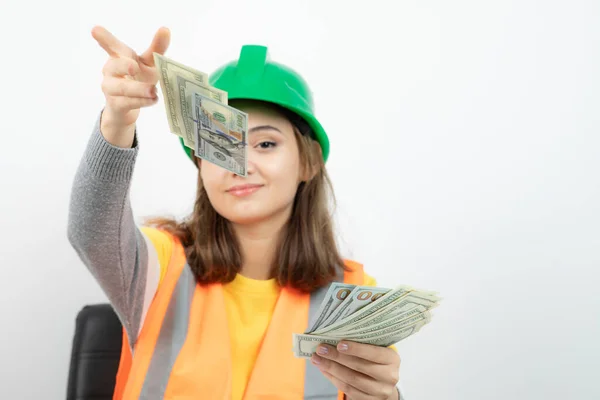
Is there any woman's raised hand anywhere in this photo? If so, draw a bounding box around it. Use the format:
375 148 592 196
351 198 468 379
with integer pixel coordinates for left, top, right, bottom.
91 26 170 147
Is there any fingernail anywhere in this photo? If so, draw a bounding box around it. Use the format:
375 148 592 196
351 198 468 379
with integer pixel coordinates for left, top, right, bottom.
338 343 348 351
317 346 328 355
311 356 321 365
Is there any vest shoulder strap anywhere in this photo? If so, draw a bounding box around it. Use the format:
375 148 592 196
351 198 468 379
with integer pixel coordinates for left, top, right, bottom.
113 233 186 400
342 259 364 285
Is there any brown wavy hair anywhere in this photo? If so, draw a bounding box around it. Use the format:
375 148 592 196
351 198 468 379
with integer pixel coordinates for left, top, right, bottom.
144 116 347 293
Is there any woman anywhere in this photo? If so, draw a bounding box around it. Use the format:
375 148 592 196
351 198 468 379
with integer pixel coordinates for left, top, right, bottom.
68 26 404 400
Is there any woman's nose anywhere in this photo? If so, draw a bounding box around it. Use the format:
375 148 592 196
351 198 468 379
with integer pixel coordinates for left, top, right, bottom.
245 149 257 175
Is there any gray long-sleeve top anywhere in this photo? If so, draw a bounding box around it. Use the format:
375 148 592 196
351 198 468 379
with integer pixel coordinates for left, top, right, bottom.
67 110 149 348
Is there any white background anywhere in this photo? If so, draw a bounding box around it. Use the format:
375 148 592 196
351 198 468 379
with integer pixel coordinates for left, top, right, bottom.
0 0 598 398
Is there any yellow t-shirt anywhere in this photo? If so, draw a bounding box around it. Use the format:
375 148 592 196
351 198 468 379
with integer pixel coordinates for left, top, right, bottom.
141 227 379 400
221 269 378 400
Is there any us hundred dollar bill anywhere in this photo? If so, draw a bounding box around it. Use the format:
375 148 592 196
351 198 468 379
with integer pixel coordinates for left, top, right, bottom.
315 286 391 330
153 52 227 148
312 285 414 335
331 292 440 335
305 283 356 333
192 92 248 177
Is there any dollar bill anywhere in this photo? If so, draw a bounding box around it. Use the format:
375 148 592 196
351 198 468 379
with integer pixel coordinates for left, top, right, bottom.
315 286 391 331
293 315 429 358
192 92 248 177
154 52 209 86
371 319 430 347
332 292 440 335
153 52 227 148
293 333 343 358
305 283 356 333
154 53 184 137
328 312 432 341
312 285 414 335
176 75 228 148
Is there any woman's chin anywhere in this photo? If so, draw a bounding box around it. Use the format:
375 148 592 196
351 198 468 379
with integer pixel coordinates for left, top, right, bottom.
220 209 270 226
216 201 293 227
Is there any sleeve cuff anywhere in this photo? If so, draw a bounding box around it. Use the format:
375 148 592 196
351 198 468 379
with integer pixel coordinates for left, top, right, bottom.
83 109 140 183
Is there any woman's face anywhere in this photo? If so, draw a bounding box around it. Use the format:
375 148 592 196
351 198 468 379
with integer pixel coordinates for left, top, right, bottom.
199 101 305 226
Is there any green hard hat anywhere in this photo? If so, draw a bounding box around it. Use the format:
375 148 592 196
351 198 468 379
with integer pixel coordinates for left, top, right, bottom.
179 45 330 163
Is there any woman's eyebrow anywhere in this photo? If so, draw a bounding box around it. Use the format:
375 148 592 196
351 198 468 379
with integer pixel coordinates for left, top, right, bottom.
249 125 282 134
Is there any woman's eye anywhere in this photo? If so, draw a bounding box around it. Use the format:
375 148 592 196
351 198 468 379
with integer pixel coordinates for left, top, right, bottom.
257 141 276 149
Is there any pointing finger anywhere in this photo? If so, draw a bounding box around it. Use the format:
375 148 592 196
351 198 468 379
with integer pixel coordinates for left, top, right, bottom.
139 27 171 66
91 25 136 59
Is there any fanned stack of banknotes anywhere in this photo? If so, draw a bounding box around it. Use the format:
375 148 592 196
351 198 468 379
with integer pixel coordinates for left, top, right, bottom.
293 283 441 358
153 53 249 177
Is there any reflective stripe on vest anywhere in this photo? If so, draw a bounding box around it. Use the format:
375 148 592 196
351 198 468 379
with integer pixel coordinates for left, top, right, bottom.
304 276 342 399
116 236 364 399
139 265 196 398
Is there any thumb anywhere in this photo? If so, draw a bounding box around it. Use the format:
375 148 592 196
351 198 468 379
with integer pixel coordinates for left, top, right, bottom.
139 27 171 66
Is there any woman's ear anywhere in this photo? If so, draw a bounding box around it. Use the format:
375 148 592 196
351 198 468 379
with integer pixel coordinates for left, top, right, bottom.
300 142 322 182
300 166 313 182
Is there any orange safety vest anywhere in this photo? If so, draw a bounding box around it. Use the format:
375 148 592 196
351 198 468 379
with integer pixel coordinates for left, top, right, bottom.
113 236 364 399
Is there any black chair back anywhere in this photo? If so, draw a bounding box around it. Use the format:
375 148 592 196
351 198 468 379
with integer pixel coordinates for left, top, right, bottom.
66 304 123 400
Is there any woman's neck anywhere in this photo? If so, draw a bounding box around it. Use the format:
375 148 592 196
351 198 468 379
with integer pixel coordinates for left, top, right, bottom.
232 215 288 280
